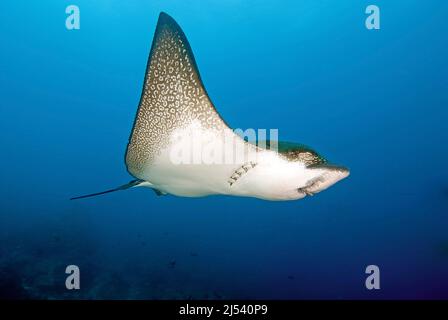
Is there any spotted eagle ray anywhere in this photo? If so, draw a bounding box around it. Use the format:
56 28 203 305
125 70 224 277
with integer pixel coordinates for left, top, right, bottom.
71 12 349 201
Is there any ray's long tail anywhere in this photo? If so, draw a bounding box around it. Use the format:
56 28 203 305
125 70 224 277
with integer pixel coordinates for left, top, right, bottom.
70 179 144 200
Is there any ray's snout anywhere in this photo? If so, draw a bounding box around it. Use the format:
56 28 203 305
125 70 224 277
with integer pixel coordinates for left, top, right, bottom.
304 164 350 195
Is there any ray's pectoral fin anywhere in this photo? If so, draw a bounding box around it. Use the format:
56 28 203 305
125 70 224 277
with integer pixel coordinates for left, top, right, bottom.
70 179 147 200
125 12 234 179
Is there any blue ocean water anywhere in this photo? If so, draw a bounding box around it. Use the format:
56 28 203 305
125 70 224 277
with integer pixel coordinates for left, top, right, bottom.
0 0 447 299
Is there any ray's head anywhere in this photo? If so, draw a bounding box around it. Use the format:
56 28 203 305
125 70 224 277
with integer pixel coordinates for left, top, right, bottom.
257 141 350 200
297 162 350 198
278 144 350 199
